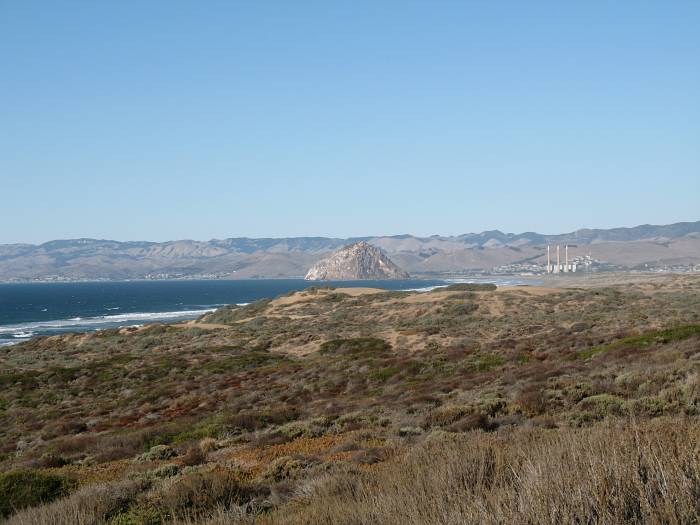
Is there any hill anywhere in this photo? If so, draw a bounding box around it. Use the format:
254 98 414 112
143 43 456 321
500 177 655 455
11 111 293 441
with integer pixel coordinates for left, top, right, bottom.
0 220 699 281
305 241 409 280
1 273 700 522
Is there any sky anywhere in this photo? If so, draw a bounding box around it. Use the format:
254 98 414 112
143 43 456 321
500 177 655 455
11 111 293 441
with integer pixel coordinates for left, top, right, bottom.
1 2 699 244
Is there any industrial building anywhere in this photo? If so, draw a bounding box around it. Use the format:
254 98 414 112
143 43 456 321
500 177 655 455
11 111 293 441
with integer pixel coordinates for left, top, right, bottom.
546 245 577 273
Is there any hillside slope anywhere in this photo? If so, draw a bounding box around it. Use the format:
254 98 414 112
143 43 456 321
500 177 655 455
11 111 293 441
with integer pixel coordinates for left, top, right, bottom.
1 221 698 280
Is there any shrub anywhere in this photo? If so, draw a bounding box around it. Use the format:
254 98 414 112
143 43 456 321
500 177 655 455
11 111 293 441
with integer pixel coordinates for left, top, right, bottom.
425 405 474 427
262 456 318 482
446 413 493 433
398 426 424 437
319 337 392 356
443 283 497 292
443 302 479 316
145 470 265 519
264 419 700 525
137 445 177 462
516 386 547 416
470 353 506 372
352 447 386 465
181 446 206 467
36 454 70 469
578 324 700 360
578 394 625 418
0 470 76 518
199 438 217 454
132 464 180 482
370 366 400 382
5 480 146 525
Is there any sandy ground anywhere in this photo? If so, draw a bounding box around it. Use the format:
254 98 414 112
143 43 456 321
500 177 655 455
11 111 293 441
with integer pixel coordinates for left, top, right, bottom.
523 271 696 288
271 287 385 307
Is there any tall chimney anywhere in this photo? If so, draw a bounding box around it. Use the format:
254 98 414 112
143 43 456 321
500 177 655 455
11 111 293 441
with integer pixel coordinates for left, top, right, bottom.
547 245 551 273
565 245 569 272
556 245 560 273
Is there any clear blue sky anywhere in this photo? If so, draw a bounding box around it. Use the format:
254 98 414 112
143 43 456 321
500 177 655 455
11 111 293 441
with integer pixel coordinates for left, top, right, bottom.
1 2 698 244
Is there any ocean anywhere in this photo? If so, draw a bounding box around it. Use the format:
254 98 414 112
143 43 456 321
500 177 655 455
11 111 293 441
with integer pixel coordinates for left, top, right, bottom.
0 277 533 345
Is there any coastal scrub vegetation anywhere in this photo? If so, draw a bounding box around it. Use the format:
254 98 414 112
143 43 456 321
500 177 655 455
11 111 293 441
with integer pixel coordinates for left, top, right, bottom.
1 274 700 523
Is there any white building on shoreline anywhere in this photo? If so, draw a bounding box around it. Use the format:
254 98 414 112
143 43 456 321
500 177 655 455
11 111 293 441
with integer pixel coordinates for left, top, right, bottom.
546 245 577 273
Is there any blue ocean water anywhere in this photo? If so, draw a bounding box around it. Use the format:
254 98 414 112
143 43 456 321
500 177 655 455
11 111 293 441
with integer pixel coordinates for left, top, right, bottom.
0 277 532 344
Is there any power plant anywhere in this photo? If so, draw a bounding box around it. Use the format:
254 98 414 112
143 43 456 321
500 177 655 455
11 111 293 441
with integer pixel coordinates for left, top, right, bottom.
546 245 577 273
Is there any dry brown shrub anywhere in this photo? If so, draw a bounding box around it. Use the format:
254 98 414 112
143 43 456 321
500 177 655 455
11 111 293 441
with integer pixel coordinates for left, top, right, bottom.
199 438 217 454
264 418 700 525
146 470 265 519
6 480 145 525
40 420 88 441
446 413 492 433
424 404 474 427
181 446 206 467
515 385 547 416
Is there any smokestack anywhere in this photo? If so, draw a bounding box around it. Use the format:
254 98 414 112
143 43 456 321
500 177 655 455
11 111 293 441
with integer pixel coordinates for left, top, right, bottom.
556 245 560 273
565 245 569 272
547 245 551 273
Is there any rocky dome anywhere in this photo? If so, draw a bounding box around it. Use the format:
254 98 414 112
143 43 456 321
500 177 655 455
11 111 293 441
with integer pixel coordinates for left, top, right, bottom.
305 242 410 280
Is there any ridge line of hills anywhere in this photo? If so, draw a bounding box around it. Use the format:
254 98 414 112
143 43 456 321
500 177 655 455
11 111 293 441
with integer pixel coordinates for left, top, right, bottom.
1 220 698 281
4 220 700 251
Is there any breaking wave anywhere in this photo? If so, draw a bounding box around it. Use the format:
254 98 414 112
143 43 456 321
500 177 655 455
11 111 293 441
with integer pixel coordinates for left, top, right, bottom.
0 308 216 340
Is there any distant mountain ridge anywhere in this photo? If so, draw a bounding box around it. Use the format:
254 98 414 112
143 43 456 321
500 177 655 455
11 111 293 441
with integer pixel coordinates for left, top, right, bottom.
0 220 698 281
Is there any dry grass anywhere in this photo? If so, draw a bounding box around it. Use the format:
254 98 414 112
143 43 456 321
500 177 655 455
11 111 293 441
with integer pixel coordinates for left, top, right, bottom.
264 418 700 525
6 480 146 525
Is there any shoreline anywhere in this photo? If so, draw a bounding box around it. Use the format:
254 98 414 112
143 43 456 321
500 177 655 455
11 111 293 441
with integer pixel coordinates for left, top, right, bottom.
2 269 696 285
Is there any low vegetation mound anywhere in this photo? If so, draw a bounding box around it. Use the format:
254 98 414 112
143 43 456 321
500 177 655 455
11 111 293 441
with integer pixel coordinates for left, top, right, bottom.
442 282 497 292
200 299 272 324
0 470 75 518
319 337 392 356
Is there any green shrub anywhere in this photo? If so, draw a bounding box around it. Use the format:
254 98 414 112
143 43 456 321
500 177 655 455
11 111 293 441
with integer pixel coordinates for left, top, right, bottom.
262 456 318 482
578 394 625 418
319 337 392 356
0 469 76 518
201 350 285 373
470 353 506 372
443 283 497 292
136 445 177 462
170 421 225 444
370 366 401 382
578 324 700 360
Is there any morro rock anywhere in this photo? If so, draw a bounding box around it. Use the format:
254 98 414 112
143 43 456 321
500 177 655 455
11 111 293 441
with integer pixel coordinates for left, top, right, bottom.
305 241 410 280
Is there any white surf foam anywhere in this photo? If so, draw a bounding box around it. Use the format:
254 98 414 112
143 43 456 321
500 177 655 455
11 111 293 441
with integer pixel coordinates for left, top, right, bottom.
401 285 445 292
0 308 216 337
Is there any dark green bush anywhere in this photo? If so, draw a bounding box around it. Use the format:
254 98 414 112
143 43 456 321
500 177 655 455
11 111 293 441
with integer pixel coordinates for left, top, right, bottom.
443 283 497 292
0 469 76 518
